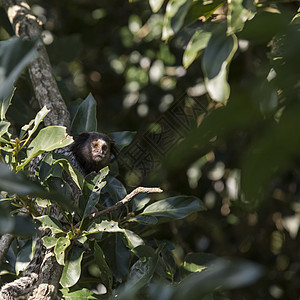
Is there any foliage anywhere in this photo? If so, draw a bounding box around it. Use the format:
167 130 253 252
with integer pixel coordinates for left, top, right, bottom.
0 0 300 299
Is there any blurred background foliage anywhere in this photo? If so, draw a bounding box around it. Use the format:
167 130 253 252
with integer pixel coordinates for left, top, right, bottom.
0 0 300 299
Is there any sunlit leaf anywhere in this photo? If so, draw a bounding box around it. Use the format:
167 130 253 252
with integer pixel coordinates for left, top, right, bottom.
123 229 145 249
60 246 85 288
42 236 58 249
36 215 64 234
183 29 212 68
54 237 71 265
141 195 206 219
149 0 165 13
19 106 50 141
0 88 14 120
60 288 97 299
202 28 238 103
17 126 73 170
162 0 193 41
84 220 123 235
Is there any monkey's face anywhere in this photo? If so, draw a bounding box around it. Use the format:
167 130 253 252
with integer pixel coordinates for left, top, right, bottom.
90 138 111 164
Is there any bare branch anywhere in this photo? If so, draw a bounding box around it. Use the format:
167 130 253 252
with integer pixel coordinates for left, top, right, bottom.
1 0 71 130
90 187 163 219
0 234 14 266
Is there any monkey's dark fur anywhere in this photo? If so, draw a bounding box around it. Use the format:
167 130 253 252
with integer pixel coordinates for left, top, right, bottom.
0 132 115 300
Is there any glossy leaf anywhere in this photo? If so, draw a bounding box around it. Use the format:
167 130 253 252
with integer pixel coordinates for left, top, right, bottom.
123 229 145 249
0 88 14 120
82 169 108 219
19 106 50 141
141 195 206 219
162 0 193 41
60 288 97 299
17 126 73 170
15 240 33 275
0 120 10 137
94 242 113 291
102 233 130 281
183 29 212 68
36 215 64 234
71 93 97 134
227 0 256 34
60 246 85 288
42 236 58 249
0 37 38 100
54 237 71 265
185 0 225 24
202 29 238 103
149 0 165 13
84 220 123 235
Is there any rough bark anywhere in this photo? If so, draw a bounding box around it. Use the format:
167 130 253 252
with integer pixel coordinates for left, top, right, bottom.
0 234 14 266
0 1 70 298
1 0 71 130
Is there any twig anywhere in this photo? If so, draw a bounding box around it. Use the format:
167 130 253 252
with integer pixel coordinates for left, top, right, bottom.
90 187 163 220
0 234 14 266
74 187 163 228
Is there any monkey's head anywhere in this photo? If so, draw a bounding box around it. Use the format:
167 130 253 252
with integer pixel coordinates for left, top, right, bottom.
72 132 115 175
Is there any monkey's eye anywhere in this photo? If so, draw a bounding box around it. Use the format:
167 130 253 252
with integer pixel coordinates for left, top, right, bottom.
92 141 99 148
102 144 108 152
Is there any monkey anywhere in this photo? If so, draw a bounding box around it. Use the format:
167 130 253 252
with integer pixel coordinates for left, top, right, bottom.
63 131 114 176
0 132 116 300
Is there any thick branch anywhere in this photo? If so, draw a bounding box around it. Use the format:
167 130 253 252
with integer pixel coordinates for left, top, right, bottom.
91 187 163 219
0 234 14 266
1 0 71 130
28 252 63 300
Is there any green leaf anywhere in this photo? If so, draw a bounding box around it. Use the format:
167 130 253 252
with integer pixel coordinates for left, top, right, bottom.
60 246 85 288
94 242 113 291
42 236 58 249
0 120 10 137
123 229 145 249
15 240 33 275
227 0 256 34
71 93 97 134
183 29 212 68
202 28 238 103
19 106 50 141
0 163 42 195
60 288 97 299
102 233 130 281
82 170 108 219
54 158 84 190
141 195 206 219
149 0 165 13
0 36 38 100
84 220 124 235
17 126 73 170
54 237 71 265
36 215 64 234
162 0 193 41
78 168 109 219
0 87 14 120
185 0 225 24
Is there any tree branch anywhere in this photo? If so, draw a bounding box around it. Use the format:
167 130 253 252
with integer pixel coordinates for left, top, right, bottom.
90 187 163 219
0 234 14 266
1 0 71 130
